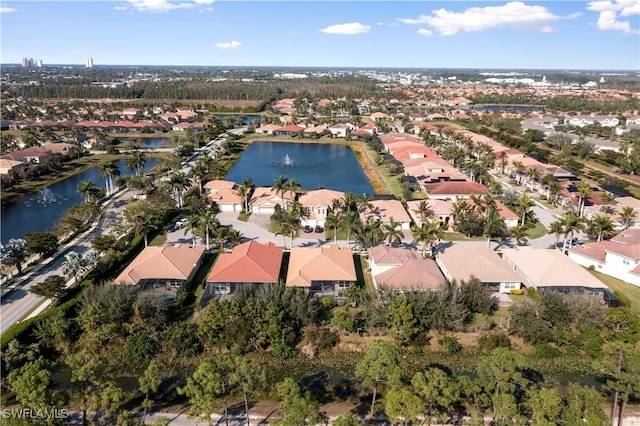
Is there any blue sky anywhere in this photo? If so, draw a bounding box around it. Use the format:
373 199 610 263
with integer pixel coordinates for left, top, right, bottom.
1 1 639 70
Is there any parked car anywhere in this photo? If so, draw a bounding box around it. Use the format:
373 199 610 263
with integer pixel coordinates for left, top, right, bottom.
304 225 313 233
175 218 189 229
315 226 324 233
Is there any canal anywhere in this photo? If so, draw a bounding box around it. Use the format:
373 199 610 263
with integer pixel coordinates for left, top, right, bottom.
1 158 158 244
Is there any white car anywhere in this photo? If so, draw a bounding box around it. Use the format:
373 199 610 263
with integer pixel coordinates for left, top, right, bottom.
175 218 189 228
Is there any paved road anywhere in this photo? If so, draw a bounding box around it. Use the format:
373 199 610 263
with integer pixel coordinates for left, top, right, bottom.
0 190 134 334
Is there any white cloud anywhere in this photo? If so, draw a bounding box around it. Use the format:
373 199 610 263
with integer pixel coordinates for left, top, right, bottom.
417 28 433 37
319 22 370 35
587 0 640 34
0 6 18 13
118 0 215 12
214 40 241 49
399 2 563 36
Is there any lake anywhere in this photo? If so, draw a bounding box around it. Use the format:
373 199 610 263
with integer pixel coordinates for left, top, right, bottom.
225 141 375 194
116 138 171 149
1 158 158 244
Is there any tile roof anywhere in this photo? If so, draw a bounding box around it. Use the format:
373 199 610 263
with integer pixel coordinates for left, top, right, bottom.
364 199 412 223
437 245 521 284
286 245 356 287
424 180 488 195
376 258 445 290
569 228 640 261
298 189 345 207
115 244 206 286
207 241 283 283
501 247 607 289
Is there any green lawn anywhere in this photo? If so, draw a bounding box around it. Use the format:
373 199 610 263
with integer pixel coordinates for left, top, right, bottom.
588 269 640 312
442 232 485 242
237 211 251 222
525 221 547 239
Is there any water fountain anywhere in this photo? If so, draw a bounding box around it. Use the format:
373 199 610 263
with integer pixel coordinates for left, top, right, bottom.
33 188 61 207
273 153 300 168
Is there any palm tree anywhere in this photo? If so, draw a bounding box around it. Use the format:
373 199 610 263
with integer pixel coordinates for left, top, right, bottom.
285 178 301 204
516 193 535 226
576 182 593 217
560 213 586 253
547 180 563 206
483 208 507 248
365 219 384 248
451 200 472 228
238 178 255 212
526 168 540 188
343 192 358 213
227 228 244 248
512 160 525 183
126 174 152 199
411 221 444 257
77 180 101 203
549 220 564 249
190 157 211 194
325 212 342 243
126 151 147 176
618 206 638 230
511 225 529 246
412 200 434 225
97 161 120 196
383 218 404 247
358 193 375 219
588 214 615 242
197 210 219 250
273 175 289 203
169 172 191 209
498 151 508 175
341 211 360 248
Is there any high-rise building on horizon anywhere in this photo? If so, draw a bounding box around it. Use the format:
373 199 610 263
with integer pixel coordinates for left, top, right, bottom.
85 57 93 68
21 58 42 68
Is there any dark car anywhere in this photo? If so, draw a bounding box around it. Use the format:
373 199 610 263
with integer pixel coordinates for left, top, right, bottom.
304 225 313 233
315 226 324 233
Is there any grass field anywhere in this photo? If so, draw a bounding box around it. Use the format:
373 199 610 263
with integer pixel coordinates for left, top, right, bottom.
588 269 640 311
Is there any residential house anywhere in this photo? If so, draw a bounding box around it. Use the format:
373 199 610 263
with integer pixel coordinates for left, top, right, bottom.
363 199 412 230
422 180 488 200
273 124 304 137
436 245 522 293
203 180 242 212
328 123 351 138
368 245 445 292
255 124 281 135
114 244 206 292
250 186 296 215
501 247 620 305
0 146 54 164
298 189 345 227
565 115 620 128
286 245 357 299
406 199 453 229
568 228 640 287
204 241 284 296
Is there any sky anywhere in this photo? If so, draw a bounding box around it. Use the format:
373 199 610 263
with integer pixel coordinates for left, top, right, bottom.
1 0 639 70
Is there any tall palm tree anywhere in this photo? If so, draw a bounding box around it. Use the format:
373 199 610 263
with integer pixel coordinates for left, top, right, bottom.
126 151 147 176
412 200 434 225
77 180 101 203
273 175 289 203
169 172 191 209
285 178 301 205
560 213 586 253
483 208 507 248
97 161 120 196
365 219 384 248
383 218 404 247
549 220 564 249
325 212 342 243
516 193 535 226
618 206 638 230
227 228 244 248
547 180 563 206
358 193 375 219
411 221 444 257
588 214 615 242
197 210 219 250
126 174 152 199
343 192 358 213
576 182 592 217
190 158 211 194
341 211 360 248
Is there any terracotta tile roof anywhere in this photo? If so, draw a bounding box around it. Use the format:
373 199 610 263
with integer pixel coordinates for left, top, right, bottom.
501 247 607 289
115 244 206 286
276 124 305 133
569 228 640 261
406 199 453 217
207 241 283 283
369 245 417 265
424 180 488 196
496 201 518 220
436 245 521 284
204 180 237 190
251 187 296 207
286 245 356 287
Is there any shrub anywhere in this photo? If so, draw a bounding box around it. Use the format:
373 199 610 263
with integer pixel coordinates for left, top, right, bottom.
438 336 462 355
478 332 512 352
527 287 541 301
534 343 561 359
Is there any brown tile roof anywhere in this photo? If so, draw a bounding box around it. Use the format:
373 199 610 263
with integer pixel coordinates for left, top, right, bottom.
286 245 356 287
298 189 345 208
424 180 488 196
207 241 283 283
115 244 206 286
376 258 445 290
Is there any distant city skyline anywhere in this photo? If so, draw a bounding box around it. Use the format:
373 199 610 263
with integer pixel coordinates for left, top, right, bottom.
1 1 639 71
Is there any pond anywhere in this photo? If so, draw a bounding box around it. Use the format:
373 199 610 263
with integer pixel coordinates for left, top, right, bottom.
1 158 158 244
225 141 375 194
